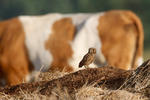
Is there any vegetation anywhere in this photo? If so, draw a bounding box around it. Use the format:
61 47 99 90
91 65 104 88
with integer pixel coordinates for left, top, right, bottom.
0 59 150 100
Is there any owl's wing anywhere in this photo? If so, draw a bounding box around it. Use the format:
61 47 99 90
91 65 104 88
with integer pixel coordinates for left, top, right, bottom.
85 54 94 64
83 54 91 62
79 54 92 67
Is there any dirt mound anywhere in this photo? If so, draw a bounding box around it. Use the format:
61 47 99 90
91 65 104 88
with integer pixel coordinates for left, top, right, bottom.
0 59 150 99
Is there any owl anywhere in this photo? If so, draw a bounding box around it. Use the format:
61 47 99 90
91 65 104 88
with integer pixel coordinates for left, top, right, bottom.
79 48 96 68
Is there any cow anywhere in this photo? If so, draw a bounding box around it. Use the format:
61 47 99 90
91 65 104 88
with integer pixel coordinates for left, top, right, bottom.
0 10 144 85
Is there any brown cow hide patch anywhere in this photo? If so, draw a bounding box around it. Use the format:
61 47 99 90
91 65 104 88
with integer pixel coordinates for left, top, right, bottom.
0 18 33 85
45 18 76 72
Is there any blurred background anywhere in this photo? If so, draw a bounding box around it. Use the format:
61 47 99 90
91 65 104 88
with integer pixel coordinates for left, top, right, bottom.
0 0 149 60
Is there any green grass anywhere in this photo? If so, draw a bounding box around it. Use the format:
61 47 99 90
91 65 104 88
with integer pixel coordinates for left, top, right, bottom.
144 49 150 60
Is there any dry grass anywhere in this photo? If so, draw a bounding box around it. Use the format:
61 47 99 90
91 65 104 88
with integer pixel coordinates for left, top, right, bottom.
1 60 150 100
75 86 147 100
0 90 54 100
36 70 69 82
0 86 148 100
0 70 149 100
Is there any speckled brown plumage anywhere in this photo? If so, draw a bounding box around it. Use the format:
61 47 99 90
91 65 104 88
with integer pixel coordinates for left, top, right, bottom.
79 48 96 68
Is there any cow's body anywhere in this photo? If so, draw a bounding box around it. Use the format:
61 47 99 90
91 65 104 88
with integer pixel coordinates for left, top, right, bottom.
0 10 144 85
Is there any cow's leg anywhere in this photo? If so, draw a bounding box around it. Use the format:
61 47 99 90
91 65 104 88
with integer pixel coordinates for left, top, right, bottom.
0 18 33 85
5 69 26 85
0 47 31 85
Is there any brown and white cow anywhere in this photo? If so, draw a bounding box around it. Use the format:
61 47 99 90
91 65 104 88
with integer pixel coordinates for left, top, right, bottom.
0 10 144 85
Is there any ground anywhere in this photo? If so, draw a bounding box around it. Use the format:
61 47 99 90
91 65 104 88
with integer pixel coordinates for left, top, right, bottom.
0 60 150 100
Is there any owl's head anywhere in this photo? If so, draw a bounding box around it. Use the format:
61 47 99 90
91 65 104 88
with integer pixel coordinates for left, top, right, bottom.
88 48 96 54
